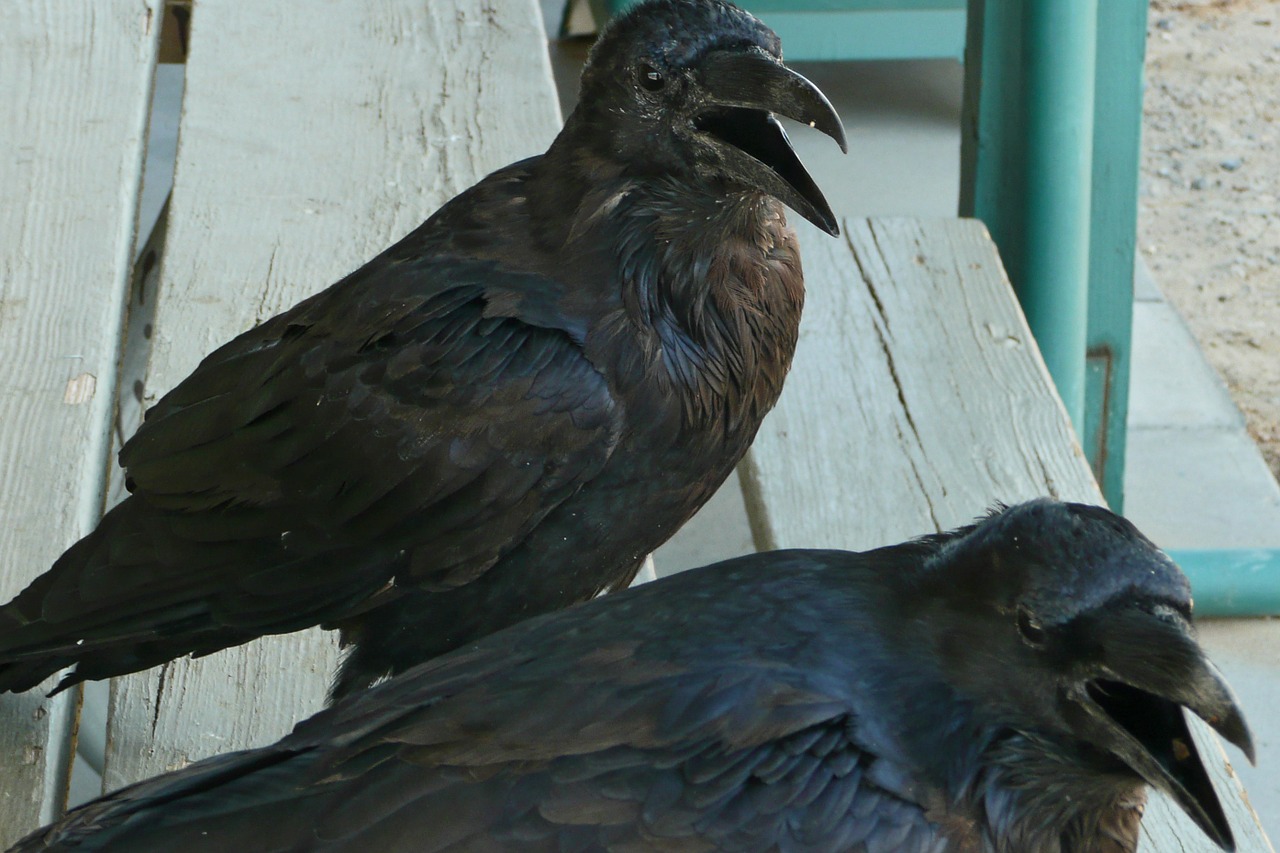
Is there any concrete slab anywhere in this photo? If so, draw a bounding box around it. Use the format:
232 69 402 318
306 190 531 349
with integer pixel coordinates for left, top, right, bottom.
1125 425 1280 549
1130 300 1244 430
1134 253 1163 302
1196 618 1280 844
785 59 962 219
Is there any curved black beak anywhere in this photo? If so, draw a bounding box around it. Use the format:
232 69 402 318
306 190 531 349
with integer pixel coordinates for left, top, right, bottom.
695 49 845 236
1066 604 1253 851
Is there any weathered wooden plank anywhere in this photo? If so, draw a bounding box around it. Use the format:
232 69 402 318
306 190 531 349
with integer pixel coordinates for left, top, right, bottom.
741 217 1096 549
102 0 563 790
0 0 160 842
741 217 1270 851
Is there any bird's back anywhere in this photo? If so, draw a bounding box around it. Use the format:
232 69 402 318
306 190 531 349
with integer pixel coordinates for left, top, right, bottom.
14 550 942 852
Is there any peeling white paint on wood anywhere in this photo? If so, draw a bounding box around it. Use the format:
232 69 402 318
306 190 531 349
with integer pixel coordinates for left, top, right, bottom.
61 373 96 405
0 0 160 842
104 0 563 792
742 217 1270 851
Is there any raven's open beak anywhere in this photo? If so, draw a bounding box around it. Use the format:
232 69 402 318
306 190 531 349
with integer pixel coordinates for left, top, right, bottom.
1066 605 1254 851
694 49 846 236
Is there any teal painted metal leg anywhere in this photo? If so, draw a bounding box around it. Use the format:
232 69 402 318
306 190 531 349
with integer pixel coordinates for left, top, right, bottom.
1171 549 1280 618
959 0 1022 264
1083 0 1148 512
1020 0 1097 432
960 0 1097 436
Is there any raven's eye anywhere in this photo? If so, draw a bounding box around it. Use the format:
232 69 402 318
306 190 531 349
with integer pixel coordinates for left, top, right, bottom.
1017 609 1047 647
638 63 665 92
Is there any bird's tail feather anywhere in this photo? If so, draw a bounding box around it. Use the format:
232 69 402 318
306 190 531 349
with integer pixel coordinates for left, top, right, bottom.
0 495 391 695
0 500 225 694
8 745 315 852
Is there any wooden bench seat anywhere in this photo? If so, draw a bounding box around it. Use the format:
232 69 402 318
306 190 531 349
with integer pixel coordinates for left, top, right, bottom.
0 0 160 836
0 1 1268 848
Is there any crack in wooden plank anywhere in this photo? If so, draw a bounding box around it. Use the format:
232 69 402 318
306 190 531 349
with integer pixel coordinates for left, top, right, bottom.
150 661 169 739
844 225 940 532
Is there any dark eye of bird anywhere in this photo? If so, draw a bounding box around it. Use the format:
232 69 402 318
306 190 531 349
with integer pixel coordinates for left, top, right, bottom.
638 62 665 92
1017 608 1047 647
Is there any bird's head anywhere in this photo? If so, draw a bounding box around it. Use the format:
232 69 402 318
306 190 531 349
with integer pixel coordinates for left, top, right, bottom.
921 499 1253 851
569 0 846 235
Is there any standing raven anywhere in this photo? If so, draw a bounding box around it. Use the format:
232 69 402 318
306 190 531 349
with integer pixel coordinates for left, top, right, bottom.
0 0 845 699
10 500 1253 852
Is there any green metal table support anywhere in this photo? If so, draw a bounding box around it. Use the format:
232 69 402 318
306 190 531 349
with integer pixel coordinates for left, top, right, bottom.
1172 549 1280 618
962 0 1146 510
1083 1 1148 511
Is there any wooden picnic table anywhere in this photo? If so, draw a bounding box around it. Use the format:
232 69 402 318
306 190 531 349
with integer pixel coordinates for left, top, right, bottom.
0 1 1270 849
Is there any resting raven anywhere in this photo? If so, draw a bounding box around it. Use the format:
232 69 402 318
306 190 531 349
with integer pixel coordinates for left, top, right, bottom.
0 0 844 699
11 500 1254 853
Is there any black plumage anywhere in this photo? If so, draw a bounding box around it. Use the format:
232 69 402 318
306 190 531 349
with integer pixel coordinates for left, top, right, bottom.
12 500 1254 852
0 0 845 699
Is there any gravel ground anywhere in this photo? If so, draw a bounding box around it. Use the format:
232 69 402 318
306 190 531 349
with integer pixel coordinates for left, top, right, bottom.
1140 0 1280 478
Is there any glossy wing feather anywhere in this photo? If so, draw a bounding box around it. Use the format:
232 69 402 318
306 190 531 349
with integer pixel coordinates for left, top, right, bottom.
0 256 619 691
12 566 942 852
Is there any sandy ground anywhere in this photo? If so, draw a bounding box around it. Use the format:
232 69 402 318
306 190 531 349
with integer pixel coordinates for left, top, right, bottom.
1140 0 1280 478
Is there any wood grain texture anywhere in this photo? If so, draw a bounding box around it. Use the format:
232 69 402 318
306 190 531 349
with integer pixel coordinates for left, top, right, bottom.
103 0 563 791
0 1 159 842
741 217 1270 851
741 217 1098 552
